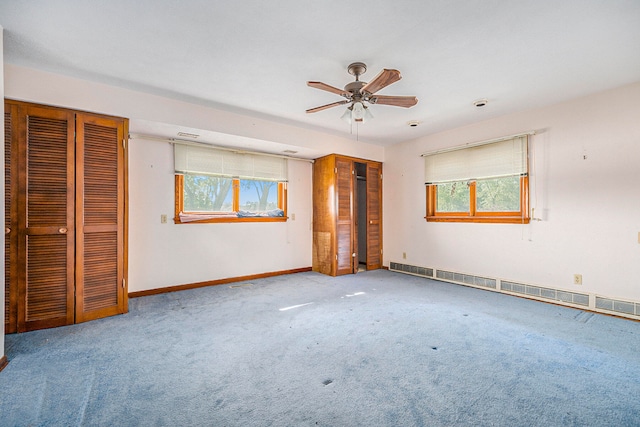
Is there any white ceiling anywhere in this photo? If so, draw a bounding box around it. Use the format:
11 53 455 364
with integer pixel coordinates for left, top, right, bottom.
2 0 640 147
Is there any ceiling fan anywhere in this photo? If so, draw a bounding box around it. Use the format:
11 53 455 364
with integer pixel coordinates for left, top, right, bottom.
306 62 418 123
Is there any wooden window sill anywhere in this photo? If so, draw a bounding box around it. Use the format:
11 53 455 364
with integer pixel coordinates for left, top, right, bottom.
174 216 288 224
425 216 530 224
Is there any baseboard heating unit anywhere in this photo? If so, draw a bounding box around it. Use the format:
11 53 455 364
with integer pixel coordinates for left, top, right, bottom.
389 262 640 321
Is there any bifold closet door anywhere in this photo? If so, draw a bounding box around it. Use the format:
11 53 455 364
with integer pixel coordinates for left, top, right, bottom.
366 162 382 270
4 101 128 333
19 105 76 331
4 104 18 333
335 157 354 275
75 114 127 322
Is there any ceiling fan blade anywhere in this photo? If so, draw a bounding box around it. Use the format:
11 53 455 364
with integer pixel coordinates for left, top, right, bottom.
306 100 348 114
369 95 418 108
307 81 348 97
360 69 402 95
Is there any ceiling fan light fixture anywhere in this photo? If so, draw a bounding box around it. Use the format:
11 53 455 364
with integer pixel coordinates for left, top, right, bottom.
340 107 353 124
352 102 365 121
341 102 374 124
364 106 374 121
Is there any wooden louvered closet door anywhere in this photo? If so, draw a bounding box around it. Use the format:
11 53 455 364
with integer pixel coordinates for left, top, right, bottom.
365 162 382 270
4 103 18 333
335 157 354 275
19 104 76 331
4 100 128 333
75 114 127 322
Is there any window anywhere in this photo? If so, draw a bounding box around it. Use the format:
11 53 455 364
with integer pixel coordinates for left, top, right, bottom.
424 135 530 223
174 144 288 223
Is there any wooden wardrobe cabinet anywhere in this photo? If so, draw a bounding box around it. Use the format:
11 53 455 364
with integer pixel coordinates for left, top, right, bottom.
312 154 382 276
4 100 128 333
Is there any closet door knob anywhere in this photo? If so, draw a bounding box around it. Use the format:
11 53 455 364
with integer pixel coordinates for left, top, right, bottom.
59 228 68 234
5 228 9 235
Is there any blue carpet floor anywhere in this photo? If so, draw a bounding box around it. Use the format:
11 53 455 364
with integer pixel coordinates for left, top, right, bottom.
1 270 639 426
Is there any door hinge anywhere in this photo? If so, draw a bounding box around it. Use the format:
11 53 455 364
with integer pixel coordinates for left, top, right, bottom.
352 170 355 175
336 254 338 261
122 278 126 288
380 173 382 180
123 138 127 149
334 167 337 174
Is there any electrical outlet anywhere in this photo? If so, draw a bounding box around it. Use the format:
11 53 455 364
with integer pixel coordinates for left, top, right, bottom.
573 274 582 285
160 214 167 224
402 252 407 259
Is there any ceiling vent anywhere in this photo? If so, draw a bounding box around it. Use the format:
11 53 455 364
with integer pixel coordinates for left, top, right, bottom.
473 99 488 108
177 132 200 138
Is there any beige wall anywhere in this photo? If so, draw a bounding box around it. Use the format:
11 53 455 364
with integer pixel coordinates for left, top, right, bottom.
383 82 640 306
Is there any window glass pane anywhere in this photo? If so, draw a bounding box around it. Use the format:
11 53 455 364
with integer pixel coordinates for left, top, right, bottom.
436 181 470 212
239 179 278 212
476 176 520 212
183 175 233 212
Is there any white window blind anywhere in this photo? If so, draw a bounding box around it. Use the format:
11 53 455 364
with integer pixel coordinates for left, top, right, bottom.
174 144 288 181
424 135 528 184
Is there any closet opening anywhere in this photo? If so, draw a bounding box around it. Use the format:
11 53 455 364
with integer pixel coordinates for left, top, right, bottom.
355 162 367 272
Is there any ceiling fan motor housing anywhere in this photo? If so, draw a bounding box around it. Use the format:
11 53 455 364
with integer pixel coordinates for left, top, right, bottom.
344 80 367 100
347 62 367 79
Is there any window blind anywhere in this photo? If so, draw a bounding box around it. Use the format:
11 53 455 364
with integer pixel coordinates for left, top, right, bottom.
174 144 288 181
424 135 528 184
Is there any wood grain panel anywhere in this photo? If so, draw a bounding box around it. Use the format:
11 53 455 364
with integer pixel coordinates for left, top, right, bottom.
82 123 118 225
26 116 69 227
25 235 69 323
82 231 118 311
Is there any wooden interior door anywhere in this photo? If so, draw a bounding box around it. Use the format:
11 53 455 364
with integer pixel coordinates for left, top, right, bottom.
4 104 18 333
366 162 382 270
19 104 76 331
75 114 127 322
335 157 354 275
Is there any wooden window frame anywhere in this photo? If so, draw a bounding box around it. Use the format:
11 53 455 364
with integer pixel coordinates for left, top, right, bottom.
174 175 287 224
425 176 529 224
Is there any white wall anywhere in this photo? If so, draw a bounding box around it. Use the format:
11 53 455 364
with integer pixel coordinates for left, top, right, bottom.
3 64 383 293
383 82 640 303
128 137 313 292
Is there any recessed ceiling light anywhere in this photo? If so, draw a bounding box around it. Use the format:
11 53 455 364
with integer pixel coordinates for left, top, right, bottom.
473 99 488 108
177 132 200 138
407 120 421 127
